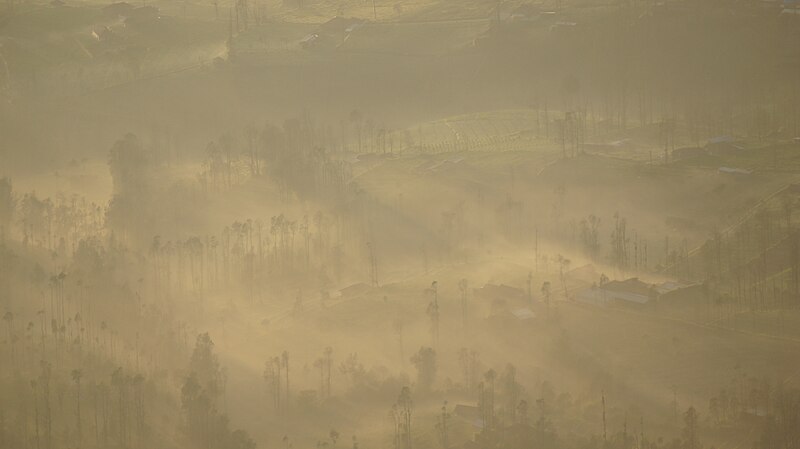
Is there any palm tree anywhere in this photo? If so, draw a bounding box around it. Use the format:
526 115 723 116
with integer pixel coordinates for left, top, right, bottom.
273 356 282 411
557 254 571 299
56 272 66 335
37 309 45 354
367 242 378 287
100 321 108 356
39 361 52 449
99 382 110 447
0 177 13 238
483 369 496 429
458 279 468 328
324 347 333 397
264 358 281 412
92 381 100 446
282 351 290 409
329 429 340 447
396 387 412 449
393 319 404 365
111 368 128 446
435 401 450 449
132 374 146 446
72 369 83 446
683 406 699 449
541 282 551 316
426 282 440 346
313 358 324 398
350 110 364 153
3 310 14 365
31 380 40 449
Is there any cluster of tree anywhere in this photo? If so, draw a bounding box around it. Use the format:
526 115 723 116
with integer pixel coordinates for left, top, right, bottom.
147 209 346 304
1 166 253 449
708 376 784 428
757 388 800 449
382 366 717 449
664 190 800 330
0 349 160 449
197 118 353 204
263 351 290 415
182 333 256 449
0 177 14 241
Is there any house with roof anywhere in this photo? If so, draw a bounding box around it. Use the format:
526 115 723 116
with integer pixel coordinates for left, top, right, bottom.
718 167 752 175
475 283 541 323
508 3 541 21
92 26 118 42
578 277 705 308
577 278 657 307
567 264 599 283
473 283 527 302
657 282 705 305
128 5 159 20
453 404 484 428
339 282 372 298
487 307 537 326
671 146 705 161
706 136 746 156
299 33 320 49
103 2 134 18
510 308 536 320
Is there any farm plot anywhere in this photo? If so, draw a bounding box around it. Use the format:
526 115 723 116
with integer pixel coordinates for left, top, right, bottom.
337 19 491 55
386 110 553 153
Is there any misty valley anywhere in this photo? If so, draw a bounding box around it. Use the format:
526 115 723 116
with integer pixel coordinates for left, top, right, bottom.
1 1 800 449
